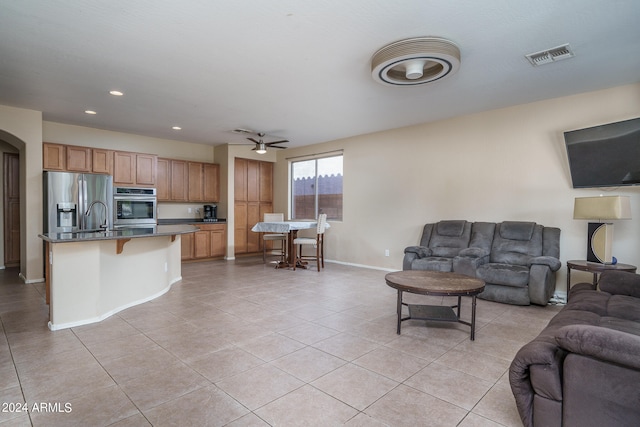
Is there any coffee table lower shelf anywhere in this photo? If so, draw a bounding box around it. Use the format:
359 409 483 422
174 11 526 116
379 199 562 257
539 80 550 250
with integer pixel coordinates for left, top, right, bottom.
397 294 478 340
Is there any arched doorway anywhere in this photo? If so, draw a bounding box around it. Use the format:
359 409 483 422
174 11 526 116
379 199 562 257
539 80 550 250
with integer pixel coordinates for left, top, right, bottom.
0 130 25 276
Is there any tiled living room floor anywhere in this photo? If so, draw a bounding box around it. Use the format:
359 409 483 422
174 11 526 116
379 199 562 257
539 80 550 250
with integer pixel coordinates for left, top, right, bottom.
0 257 563 426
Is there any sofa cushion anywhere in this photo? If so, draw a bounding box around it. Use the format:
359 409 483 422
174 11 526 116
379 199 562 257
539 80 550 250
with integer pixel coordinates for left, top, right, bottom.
436 220 466 237
499 221 536 240
411 257 453 272
606 294 640 322
477 263 530 287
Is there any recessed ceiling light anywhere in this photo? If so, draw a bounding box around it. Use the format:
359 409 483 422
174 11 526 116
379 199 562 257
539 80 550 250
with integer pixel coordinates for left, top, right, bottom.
109 90 124 96
84 110 97 115
172 126 182 130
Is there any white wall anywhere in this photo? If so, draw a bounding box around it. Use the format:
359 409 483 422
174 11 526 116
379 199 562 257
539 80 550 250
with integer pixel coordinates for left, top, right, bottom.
274 83 640 296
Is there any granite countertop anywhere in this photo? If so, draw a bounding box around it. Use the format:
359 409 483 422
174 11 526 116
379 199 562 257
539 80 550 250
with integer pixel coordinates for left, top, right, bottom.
158 218 227 225
39 224 199 243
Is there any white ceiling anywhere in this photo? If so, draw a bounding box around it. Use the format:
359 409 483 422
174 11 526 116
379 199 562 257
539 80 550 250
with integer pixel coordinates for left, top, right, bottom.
1 1 639 148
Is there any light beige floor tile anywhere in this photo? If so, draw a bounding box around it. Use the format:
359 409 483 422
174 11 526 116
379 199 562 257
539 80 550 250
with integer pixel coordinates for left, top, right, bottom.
98 346 182 384
277 322 340 345
270 346 346 382
459 412 506 427
313 312 369 331
83 332 159 362
311 364 398 411
29 384 137 427
235 332 306 362
108 413 152 427
472 382 523 427
404 363 494 410
434 348 511 382
255 384 358 426
365 384 468 426
21 361 116 404
71 316 139 345
384 335 450 362
0 386 26 424
353 346 429 382
187 346 264 383
216 364 304 410
225 412 271 426
312 333 380 361
143 385 249 427
119 362 209 410
344 412 390 426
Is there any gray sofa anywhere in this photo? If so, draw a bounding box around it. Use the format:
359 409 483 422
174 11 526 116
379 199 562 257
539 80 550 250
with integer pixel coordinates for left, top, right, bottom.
403 220 561 305
510 270 640 427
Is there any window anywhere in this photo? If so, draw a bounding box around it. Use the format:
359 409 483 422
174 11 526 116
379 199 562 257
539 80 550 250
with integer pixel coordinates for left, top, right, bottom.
291 154 343 220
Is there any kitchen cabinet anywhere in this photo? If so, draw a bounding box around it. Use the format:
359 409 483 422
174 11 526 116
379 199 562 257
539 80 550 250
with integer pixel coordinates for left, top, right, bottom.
66 145 92 172
180 232 194 261
92 149 113 174
157 158 218 202
170 160 188 201
234 158 274 255
113 151 157 187
43 143 66 170
156 158 170 201
188 162 204 202
203 163 220 202
182 223 226 261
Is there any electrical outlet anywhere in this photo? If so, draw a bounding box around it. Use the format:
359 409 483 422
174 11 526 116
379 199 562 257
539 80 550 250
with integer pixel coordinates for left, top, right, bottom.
164 262 168 272
385 249 390 257
188 208 192 213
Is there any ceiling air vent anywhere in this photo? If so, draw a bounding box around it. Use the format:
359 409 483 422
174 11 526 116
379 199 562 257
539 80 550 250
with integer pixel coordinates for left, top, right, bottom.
525 43 574 67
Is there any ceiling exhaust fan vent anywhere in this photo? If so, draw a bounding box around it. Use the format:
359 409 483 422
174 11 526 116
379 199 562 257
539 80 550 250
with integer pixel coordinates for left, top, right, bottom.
525 43 574 67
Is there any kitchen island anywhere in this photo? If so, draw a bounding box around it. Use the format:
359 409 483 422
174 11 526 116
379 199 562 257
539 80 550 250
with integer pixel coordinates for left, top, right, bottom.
39 224 198 330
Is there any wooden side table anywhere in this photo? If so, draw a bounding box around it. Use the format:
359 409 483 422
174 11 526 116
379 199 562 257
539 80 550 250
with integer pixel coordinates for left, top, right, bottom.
566 260 637 300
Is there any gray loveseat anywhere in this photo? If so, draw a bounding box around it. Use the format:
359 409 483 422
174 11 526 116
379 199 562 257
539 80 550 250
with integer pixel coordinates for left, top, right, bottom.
510 270 640 427
403 220 561 305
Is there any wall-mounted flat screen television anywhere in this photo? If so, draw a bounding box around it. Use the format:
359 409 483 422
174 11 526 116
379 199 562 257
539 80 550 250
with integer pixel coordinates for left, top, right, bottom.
564 117 640 188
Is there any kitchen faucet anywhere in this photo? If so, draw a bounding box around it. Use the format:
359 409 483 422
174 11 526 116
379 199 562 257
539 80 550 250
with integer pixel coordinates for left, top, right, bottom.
85 200 109 230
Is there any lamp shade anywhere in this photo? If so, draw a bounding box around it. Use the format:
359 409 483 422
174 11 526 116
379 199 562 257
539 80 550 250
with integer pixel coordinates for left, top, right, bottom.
573 196 631 220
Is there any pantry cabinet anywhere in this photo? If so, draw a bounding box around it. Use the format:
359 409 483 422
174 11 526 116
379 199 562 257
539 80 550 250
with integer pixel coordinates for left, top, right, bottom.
234 158 274 255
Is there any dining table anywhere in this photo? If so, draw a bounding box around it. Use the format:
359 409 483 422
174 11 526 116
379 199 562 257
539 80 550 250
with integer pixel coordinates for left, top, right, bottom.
251 220 330 269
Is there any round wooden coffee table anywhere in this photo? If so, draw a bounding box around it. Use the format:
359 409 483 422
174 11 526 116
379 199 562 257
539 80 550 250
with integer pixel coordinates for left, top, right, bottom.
385 270 485 340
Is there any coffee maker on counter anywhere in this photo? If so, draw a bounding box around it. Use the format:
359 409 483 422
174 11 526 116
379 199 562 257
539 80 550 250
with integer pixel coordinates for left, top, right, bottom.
203 204 218 222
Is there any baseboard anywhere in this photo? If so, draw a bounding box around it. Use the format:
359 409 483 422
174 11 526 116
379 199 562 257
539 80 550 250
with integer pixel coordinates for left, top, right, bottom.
325 259 396 272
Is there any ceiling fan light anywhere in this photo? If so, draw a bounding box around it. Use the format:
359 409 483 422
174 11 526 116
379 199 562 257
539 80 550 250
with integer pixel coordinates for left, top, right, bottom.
256 143 267 154
405 59 426 79
371 37 461 86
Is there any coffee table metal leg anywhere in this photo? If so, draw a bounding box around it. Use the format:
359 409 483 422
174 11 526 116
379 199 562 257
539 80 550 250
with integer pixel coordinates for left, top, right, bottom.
396 289 402 334
470 295 477 341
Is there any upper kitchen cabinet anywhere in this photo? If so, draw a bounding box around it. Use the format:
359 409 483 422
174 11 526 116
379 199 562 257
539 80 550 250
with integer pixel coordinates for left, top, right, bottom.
92 149 114 175
43 143 66 171
66 145 92 172
156 158 170 201
188 162 204 202
113 151 157 187
157 158 218 202
203 163 220 202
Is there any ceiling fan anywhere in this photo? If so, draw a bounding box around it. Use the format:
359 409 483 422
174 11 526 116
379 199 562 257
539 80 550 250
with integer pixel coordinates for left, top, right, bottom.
246 132 289 154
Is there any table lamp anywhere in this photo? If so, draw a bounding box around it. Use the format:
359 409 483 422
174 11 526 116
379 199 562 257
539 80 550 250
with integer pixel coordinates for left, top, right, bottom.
573 196 631 264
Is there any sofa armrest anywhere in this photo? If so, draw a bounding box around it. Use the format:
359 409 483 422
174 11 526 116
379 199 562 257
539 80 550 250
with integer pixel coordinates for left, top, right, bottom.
404 245 431 258
529 256 561 272
598 270 640 298
555 325 640 370
509 340 566 427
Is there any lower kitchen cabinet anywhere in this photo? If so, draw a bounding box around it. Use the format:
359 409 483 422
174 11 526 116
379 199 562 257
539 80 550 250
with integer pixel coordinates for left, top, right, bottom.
182 223 226 261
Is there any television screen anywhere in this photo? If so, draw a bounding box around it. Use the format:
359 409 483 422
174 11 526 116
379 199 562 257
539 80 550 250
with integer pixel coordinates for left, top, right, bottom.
564 117 640 188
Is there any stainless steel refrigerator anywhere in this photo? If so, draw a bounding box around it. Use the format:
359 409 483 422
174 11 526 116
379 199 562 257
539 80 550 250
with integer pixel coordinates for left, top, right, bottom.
43 171 113 234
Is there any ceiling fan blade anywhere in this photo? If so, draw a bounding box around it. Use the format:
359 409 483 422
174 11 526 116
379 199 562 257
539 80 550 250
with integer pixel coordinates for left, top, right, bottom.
247 137 260 144
270 145 287 149
265 139 289 145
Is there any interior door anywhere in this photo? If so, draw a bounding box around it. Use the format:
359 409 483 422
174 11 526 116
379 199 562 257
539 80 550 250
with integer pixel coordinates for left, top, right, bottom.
4 153 20 267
